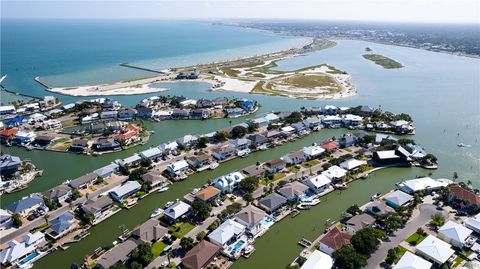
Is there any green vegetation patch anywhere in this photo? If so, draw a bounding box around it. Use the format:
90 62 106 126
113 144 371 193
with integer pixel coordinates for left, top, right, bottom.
405 231 427 246
301 159 320 168
363 54 403 69
169 222 194 238
278 74 340 93
152 241 168 257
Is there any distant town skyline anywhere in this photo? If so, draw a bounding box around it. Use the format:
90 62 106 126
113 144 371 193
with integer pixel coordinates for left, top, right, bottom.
2 0 479 24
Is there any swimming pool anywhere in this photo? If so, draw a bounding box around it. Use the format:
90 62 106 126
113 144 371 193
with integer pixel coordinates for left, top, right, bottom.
231 239 245 254
18 251 39 265
261 216 275 229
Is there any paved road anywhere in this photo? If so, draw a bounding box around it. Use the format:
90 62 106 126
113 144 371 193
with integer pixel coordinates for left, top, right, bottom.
365 203 449 269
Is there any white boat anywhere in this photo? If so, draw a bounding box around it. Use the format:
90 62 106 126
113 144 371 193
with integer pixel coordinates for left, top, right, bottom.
0 74 6 84
158 186 169 193
208 162 219 170
150 208 164 218
191 188 200 195
457 143 471 148
370 193 382 201
334 183 348 190
164 201 174 208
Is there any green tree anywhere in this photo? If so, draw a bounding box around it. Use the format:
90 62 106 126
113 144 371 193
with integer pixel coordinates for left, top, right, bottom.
214 131 229 142
129 261 143 269
197 137 209 148
239 177 259 193
43 197 57 211
196 231 207 241
333 245 367 269
231 126 247 138
180 237 195 251
72 189 82 199
140 158 152 168
129 167 148 181
430 212 445 228
12 213 22 228
208 219 220 231
378 212 403 234
191 201 212 221
109 263 128 269
130 243 154 266
285 112 302 124
351 227 385 256
243 192 253 203
346 204 361 216
385 247 401 265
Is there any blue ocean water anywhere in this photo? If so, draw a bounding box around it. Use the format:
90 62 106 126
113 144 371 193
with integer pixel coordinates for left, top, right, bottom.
0 19 306 98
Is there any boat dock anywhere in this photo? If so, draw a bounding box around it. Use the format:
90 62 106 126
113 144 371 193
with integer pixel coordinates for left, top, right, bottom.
298 238 313 248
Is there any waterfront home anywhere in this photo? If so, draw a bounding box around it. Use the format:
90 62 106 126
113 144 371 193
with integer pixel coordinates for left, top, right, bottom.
409 144 427 160
447 184 480 214
320 140 339 152
397 177 452 194
81 196 114 222
339 159 366 171
318 226 352 256
365 201 395 217
322 165 347 182
166 160 190 177
438 220 473 248
7 194 45 217
211 144 236 160
0 154 21 175
277 181 309 201
263 130 282 140
212 97 226 106
13 131 36 145
300 250 333 269
258 192 288 213
342 114 363 126
196 98 214 108
33 135 56 147
338 133 357 148
322 105 338 115
393 252 432 269
282 150 307 165
390 120 415 134
303 174 332 195
158 141 178 154
28 113 46 122
226 107 245 117
93 163 119 179
191 109 210 119
41 119 62 130
139 147 163 161
115 124 142 146
416 235 455 265
322 115 342 128
208 219 246 247
96 239 138 269
264 113 280 123
171 109 190 119
384 190 413 209
264 159 286 174
246 134 268 148
234 205 267 236
375 133 399 144
0 209 13 230
100 110 118 120
87 123 106 134
241 165 265 179
109 180 142 202
250 117 269 128
136 105 153 119
69 172 98 190
195 186 221 203
302 145 325 160
81 113 99 124
180 99 198 108
131 218 168 244
465 213 480 234
141 170 167 189
373 146 411 165
187 154 212 169
117 108 137 120
182 240 221 269
0 105 16 116
61 103 75 110
229 138 252 151
164 201 191 223
117 154 142 168
176 135 198 149
280 125 295 135
45 212 75 240
92 138 121 152
42 184 72 203
213 171 245 194
0 232 46 266
345 213 376 234
303 117 322 128
0 128 18 142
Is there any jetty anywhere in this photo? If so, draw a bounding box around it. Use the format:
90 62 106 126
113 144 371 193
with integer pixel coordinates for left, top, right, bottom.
119 63 165 74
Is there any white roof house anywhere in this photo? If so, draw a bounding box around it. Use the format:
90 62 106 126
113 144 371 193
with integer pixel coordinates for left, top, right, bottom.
302 145 325 159
139 147 163 160
109 181 142 202
339 159 366 170
214 171 245 193
264 113 280 123
322 165 347 180
300 250 333 269
465 213 480 234
385 190 413 208
167 160 189 174
416 235 455 264
438 220 473 248
393 252 432 269
304 174 331 190
397 177 452 194
164 201 191 221
208 219 245 246
280 126 295 133
117 154 142 167
0 232 45 265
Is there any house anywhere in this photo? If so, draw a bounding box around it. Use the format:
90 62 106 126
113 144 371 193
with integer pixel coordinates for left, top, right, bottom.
33 135 56 147
304 174 332 194
280 125 295 135
390 120 415 134
45 212 75 240
81 196 114 222
208 219 246 247
100 110 118 120
322 165 347 181
93 163 119 179
303 146 325 160
166 160 190 176
187 154 212 169
171 109 190 119
213 171 245 193
7 194 45 217
448 185 480 213
69 173 98 190
164 201 191 223
158 141 178 154
131 218 168 244
69 139 89 153
0 154 21 175
191 109 210 119
13 131 36 145
176 135 198 149
282 151 307 165
0 232 45 266
115 124 142 145
277 181 309 201
241 165 265 178
117 154 142 168
117 108 137 120
415 235 455 265
438 220 473 248
318 226 352 255
264 159 286 174
0 209 13 230
393 252 432 269
81 113 99 124
465 214 480 234
234 205 267 236
139 147 163 161
320 141 339 152
226 108 245 117
229 138 252 151
397 177 452 194
373 150 404 165
375 133 398 144
41 119 62 130
322 105 338 115
338 133 357 148
141 170 167 188
300 250 333 269
322 115 342 128
0 105 16 115
195 186 221 202
339 159 366 171
250 117 269 128
0 128 18 142
109 180 142 202
96 239 138 269
196 98 214 108
136 106 153 119
365 201 395 217
211 144 236 160
345 213 376 234
182 240 221 269
385 190 413 209
92 138 121 152
264 113 280 123
263 130 282 140
42 184 72 203
258 193 288 213
342 114 363 126
247 134 268 147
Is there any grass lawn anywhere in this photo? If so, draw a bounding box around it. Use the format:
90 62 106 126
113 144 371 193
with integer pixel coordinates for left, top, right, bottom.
287 166 300 173
405 231 427 246
170 222 195 238
261 172 286 185
152 241 168 257
451 256 464 268
301 159 320 168
395 246 409 263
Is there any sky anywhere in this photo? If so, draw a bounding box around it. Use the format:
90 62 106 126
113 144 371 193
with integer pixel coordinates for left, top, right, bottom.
2 0 479 24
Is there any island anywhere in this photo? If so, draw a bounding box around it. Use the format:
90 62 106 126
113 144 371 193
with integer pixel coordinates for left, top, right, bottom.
362 54 404 69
